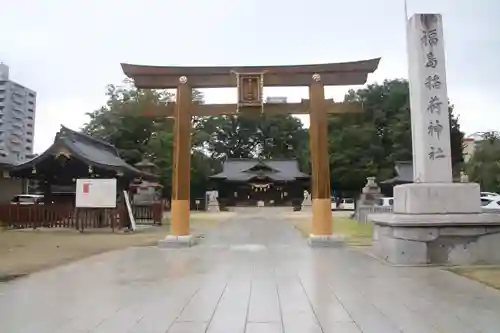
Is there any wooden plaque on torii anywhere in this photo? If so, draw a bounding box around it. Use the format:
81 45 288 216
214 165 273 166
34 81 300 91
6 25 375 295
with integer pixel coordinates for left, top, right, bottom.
121 58 380 245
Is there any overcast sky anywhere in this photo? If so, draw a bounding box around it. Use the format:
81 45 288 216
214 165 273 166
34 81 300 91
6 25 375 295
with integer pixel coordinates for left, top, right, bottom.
1 0 499 153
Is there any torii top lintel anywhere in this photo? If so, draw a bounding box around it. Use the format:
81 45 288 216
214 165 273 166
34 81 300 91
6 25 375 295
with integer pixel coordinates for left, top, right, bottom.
121 58 380 89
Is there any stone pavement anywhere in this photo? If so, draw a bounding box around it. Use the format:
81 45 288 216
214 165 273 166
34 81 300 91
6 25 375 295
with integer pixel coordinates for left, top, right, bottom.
2 208 500 333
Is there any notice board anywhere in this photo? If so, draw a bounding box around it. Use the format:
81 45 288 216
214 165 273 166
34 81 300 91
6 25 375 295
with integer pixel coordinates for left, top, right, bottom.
75 178 117 208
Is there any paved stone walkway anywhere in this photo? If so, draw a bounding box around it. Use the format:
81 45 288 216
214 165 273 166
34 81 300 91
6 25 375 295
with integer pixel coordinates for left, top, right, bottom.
2 208 500 333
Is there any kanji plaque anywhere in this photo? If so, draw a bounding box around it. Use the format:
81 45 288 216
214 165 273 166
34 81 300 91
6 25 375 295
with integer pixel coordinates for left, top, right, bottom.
236 72 264 108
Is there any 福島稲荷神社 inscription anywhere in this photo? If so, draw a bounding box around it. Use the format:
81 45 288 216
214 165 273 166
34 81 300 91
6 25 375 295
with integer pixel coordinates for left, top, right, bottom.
407 13 453 182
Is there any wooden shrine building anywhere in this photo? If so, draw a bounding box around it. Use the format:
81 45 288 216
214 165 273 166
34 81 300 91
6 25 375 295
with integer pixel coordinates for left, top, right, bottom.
210 159 309 207
9 126 156 204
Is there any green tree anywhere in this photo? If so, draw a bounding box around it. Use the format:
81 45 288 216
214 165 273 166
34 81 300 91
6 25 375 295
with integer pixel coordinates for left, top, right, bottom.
467 131 500 192
331 79 464 193
82 80 210 196
195 115 260 159
83 80 173 164
195 114 308 163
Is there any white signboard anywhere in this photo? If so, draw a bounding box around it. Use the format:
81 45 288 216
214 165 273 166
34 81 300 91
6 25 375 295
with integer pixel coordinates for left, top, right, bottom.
123 190 136 231
407 14 452 183
75 178 117 208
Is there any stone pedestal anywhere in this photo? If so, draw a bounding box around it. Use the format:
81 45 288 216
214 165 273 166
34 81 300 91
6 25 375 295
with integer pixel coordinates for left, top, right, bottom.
371 183 500 265
207 198 219 212
308 234 345 248
358 176 383 205
158 235 196 248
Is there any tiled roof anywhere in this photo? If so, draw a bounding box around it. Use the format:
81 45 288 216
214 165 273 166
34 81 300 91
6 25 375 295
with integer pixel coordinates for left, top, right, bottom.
210 158 309 181
10 126 156 179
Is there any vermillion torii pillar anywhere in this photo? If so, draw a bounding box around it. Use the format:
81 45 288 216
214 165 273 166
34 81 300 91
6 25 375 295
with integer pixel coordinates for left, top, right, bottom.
170 76 192 239
308 73 335 244
121 59 380 247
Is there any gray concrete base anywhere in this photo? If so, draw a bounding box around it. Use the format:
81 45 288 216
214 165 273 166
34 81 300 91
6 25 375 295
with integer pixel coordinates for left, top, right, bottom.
371 213 500 265
308 234 345 248
158 235 197 248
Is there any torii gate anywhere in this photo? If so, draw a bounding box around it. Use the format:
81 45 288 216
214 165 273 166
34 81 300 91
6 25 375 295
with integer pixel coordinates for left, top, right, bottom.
121 59 380 247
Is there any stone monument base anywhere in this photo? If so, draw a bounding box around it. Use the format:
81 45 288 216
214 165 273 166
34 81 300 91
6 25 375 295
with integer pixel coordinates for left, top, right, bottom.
158 234 197 248
371 182 500 265
308 234 345 248
392 182 482 214
371 214 500 265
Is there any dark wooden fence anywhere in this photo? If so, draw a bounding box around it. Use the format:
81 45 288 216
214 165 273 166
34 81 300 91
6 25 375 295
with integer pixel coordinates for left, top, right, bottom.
0 201 163 231
132 202 163 225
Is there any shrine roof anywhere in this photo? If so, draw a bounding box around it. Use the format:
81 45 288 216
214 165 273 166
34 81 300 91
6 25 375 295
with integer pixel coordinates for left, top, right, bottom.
10 126 157 180
210 158 309 182
380 161 413 184
121 58 381 88
135 159 157 168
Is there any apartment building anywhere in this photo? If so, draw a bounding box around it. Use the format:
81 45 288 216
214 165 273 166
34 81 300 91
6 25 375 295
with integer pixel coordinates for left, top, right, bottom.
463 137 476 163
0 64 36 164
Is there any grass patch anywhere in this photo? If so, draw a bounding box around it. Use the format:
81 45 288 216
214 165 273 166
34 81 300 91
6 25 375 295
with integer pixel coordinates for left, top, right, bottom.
448 266 500 290
0 212 232 280
292 216 373 246
0 225 171 279
333 218 373 246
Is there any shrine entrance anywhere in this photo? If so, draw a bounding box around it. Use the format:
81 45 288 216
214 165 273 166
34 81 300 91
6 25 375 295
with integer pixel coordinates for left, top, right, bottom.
121 59 380 246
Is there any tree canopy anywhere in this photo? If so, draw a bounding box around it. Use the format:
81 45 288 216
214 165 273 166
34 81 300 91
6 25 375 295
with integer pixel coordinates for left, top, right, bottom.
466 131 500 193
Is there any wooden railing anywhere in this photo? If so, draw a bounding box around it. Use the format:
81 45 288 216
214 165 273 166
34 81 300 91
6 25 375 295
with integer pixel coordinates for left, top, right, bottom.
0 202 163 231
132 202 163 225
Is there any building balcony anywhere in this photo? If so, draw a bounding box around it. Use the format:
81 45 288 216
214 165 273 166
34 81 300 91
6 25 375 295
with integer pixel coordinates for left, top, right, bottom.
10 131 23 139
9 135 22 144
11 113 24 121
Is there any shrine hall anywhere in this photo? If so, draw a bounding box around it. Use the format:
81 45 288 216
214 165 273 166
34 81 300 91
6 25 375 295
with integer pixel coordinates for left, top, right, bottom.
210 158 309 207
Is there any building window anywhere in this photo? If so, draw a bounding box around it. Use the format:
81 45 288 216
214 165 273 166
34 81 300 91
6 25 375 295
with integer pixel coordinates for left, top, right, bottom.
27 116 33 120
27 131 32 135
26 138 32 143
27 124 33 128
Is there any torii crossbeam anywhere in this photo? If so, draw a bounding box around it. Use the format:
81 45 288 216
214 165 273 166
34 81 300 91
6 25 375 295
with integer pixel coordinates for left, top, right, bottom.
121 58 380 247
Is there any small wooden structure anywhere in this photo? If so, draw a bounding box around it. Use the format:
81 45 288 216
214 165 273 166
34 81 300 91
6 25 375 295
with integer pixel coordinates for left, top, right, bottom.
210 158 308 208
2 126 162 230
122 58 380 240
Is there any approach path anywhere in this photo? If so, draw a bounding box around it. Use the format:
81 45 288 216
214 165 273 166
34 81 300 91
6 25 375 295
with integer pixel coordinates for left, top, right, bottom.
1 207 500 333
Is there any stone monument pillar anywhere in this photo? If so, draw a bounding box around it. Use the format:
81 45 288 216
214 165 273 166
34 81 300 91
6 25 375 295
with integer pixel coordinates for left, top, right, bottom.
370 14 500 265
